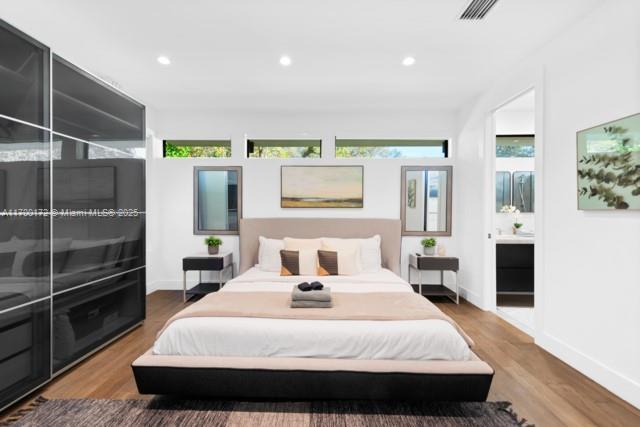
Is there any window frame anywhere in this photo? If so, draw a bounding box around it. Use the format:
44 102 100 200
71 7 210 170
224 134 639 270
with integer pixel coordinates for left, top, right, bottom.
245 138 322 159
495 134 535 158
335 138 449 159
163 139 232 158
193 166 243 235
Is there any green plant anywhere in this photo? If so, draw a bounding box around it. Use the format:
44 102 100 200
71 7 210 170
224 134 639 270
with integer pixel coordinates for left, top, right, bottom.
513 223 523 229
420 238 436 248
204 236 223 247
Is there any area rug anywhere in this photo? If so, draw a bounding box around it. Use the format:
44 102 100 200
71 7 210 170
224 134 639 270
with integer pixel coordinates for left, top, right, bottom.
2 397 532 426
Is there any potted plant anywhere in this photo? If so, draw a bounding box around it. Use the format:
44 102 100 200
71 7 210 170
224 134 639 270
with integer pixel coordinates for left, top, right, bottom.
500 205 522 234
204 236 223 255
421 238 437 256
513 222 523 234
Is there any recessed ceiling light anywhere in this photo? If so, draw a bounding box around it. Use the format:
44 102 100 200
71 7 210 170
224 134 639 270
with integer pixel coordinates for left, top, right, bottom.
402 56 416 66
279 55 292 67
157 56 171 65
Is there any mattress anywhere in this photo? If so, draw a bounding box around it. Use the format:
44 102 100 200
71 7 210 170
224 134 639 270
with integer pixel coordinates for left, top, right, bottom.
153 267 472 361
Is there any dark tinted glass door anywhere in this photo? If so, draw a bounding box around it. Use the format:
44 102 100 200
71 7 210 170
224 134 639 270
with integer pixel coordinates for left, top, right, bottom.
0 301 51 409
0 117 50 310
50 135 145 211
53 269 144 372
0 21 49 127
52 56 144 148
52 215 145 293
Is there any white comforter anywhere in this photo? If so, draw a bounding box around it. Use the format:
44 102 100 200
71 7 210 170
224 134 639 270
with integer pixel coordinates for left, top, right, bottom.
153 267 471 361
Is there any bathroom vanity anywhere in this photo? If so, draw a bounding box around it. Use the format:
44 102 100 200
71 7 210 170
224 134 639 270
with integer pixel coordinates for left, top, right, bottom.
495 236 534 296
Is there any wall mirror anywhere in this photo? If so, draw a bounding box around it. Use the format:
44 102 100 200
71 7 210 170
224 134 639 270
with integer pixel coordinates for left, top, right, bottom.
401 166 452 236
496 171 511 212
513 171 534 213
194 166 242 235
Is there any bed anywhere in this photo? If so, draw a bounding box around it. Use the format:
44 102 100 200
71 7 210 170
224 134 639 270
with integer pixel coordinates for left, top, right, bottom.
132 218 493 401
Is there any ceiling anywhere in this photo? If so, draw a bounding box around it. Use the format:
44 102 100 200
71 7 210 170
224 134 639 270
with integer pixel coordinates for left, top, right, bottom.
1 0 602 113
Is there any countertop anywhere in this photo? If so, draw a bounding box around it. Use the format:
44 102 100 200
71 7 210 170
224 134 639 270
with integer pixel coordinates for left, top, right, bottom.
495 234 535 244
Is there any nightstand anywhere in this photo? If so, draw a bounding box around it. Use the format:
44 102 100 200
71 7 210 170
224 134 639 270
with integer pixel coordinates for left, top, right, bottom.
408 253 459 304
182 252 233 302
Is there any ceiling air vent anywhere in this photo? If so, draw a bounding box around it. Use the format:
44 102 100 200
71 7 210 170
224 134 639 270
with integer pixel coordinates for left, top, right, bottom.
460 0 499 20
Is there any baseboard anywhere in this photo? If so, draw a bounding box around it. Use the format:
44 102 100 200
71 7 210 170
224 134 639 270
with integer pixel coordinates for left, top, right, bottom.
458 286 485 310
536 332 640 409
494 309 534 338
146 280 184 295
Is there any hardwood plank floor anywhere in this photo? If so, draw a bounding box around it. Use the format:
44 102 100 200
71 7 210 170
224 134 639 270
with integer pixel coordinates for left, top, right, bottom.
2 291 638 426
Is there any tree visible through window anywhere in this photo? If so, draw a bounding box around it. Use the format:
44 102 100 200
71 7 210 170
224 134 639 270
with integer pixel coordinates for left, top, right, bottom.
163 140 231 158
247 139 321 158
335 139 448 158
496 135 535 158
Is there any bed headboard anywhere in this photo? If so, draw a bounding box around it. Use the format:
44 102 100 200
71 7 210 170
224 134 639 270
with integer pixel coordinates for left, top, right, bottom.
239 218 402 275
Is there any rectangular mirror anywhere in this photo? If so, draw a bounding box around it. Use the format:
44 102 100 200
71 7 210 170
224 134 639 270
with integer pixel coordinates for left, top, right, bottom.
193 166 242 235
513 171 534 213
401 166 452 236
496 171 511 212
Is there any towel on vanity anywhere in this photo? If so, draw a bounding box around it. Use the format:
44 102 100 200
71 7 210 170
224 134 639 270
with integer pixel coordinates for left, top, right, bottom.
291 285 332 302
291 300 333 309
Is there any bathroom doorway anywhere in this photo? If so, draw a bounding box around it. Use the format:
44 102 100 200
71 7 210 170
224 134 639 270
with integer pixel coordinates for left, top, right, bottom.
492 90 536 335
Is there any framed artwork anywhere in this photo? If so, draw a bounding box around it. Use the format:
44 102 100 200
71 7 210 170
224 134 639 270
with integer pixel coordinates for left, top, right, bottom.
281 166 363 208
407 179 417 208
577 113 640 210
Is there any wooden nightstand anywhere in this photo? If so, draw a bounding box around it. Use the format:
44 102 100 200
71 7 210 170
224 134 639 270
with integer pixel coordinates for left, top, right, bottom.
182 252 233 302
408 253 459 304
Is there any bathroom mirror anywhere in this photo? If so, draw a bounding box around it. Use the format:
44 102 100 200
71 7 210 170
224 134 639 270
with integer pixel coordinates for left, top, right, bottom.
496 171 511 212
513 171 534 213
401 166 452 236
193 166 242 235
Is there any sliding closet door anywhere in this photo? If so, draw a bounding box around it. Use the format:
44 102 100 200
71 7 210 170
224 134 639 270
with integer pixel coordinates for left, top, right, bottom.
0 20 49 127
0 117 51 407
52 55 145 152
50 57 146 373
0 300 50 410
0 18 146 407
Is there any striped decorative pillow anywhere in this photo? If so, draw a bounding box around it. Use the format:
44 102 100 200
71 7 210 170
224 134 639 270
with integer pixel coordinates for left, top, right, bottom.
280 250 300 276
317 249 361 276
279 249 318 276
317 250 339 276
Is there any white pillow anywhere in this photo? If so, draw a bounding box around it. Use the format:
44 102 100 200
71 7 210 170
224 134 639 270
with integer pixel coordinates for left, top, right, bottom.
258 236 284 272
321 238 362 274
322 235 381 273
359 235 382 272
298 249 319 275
283 237 322 271
283 237 323 251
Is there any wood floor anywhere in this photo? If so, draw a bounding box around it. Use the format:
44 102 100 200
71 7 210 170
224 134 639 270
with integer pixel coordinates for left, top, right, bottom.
2 291 639 426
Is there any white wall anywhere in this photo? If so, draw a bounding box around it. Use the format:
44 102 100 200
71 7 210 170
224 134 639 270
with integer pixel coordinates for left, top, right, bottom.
495 111 535 135
146 109 460 292
456 0 640 408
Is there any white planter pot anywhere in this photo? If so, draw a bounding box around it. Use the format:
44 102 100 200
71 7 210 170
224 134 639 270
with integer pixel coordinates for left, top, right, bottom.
423 246 436 256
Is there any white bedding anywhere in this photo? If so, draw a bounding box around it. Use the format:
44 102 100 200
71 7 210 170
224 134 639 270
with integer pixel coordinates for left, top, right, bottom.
153 267 471 361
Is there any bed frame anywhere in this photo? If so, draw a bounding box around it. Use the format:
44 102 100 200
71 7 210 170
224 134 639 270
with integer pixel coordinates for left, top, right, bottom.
133 218 494 401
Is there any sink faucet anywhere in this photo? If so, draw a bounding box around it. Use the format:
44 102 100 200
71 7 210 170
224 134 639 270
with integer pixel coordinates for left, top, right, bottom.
496 227 503 235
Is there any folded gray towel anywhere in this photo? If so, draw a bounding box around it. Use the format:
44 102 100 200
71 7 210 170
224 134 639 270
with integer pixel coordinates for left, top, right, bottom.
291 300 332 308
291 286 332 302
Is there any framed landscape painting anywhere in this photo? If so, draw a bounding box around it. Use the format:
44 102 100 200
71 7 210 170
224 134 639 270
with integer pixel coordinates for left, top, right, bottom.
281 166 363 208
577 113 640 210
